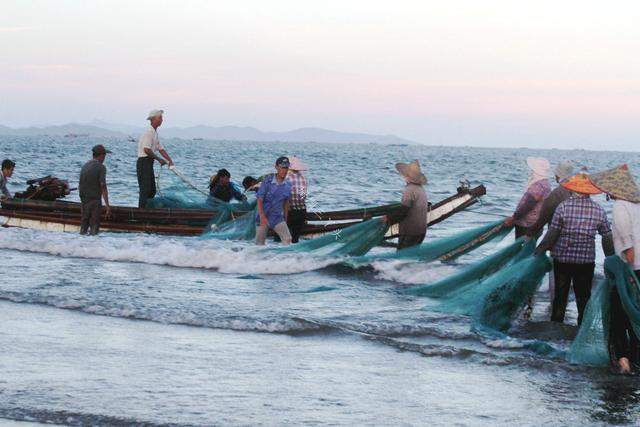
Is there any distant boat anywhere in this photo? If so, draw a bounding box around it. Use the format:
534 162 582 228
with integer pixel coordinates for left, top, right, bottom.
192 137 204 141
127 136 136 142
64 133 89 138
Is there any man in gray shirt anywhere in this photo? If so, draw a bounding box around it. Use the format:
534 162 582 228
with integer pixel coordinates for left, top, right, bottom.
79 145 112 235
0 159 15 199
394 160 428 249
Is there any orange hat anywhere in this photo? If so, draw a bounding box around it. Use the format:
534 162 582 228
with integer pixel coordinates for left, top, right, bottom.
561 173 602 195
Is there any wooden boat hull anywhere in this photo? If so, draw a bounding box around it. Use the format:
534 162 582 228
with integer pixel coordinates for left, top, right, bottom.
1 185 486 238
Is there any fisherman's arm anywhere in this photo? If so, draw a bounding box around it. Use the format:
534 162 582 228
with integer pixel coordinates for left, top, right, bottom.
535 207 563 254
599 214 615 257
256 180 268 226
284 199 289 222
512 192 538 221
143 147 167 166
100 166 111 217
624 248 635 265
102 184 111 218
159 149 174 167
388 188 413 223
613 203 635 263
257 198 267 226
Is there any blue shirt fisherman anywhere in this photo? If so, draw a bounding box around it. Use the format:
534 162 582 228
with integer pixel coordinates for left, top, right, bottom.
255 156 293 245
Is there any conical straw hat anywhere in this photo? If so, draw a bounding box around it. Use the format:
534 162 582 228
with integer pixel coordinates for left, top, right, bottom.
288 156 309 171
589 164 640 203
561 173 602 195
395 160 427 185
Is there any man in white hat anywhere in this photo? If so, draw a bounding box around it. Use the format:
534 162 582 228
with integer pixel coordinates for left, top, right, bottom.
393 160 428 249
137 109 174 208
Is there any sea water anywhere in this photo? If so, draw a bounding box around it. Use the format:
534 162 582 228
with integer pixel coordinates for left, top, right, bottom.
0 135 639 426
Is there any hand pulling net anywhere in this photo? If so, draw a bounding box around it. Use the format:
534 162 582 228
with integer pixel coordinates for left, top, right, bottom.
567 256 640 366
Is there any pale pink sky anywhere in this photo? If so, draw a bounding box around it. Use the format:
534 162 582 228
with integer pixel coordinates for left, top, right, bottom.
1 0 639 149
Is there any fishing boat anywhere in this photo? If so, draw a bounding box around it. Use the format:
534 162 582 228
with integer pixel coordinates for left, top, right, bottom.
0 184 486 238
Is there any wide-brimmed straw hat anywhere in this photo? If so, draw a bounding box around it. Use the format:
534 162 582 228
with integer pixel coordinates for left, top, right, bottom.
554 160 574 181
526 157 551 177
589 164 640 203
561 173 602 195
395 160 427 185
288 156 309 171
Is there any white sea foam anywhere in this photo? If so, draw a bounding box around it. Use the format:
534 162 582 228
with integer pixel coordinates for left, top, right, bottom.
370 259 458 284
0 228 338 275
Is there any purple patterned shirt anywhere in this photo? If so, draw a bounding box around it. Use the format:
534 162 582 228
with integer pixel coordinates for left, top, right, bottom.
549 195 611 264
513 179 551 228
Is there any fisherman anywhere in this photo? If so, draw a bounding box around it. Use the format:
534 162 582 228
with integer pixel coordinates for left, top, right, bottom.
0 159 15 199
504 157 551 238
393 160 428 250
255 156 292 245
589 165 640 373
287 156 309 243
209 169 246 202
137 109 174 208
526 160 575 307
78 144 112 235
535 173 614 325
242 176 260 192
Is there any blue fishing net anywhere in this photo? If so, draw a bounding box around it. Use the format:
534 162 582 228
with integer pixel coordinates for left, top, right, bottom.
145 167 254 229
566 278 612 366
404 238 526 297
431 243 551 331
356 220 511 263
567 256 640 366
273 217 390 257
201 206 258 241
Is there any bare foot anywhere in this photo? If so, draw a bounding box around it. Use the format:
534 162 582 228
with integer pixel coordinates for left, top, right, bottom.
619 357 631 374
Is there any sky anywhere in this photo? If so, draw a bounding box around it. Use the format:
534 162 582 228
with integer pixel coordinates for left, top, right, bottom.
1 0 639 150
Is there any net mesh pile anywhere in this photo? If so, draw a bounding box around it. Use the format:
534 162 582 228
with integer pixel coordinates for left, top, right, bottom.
404 238 526 297
567 256 640 366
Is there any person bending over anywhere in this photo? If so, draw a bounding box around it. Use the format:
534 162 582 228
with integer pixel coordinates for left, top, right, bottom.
209 168 246 202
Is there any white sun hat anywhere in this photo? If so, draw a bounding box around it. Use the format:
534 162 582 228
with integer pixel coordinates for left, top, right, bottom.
288 156 309 171
147 109 164 120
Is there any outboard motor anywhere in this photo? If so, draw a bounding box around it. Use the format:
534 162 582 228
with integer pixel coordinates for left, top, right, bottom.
14 176 71 201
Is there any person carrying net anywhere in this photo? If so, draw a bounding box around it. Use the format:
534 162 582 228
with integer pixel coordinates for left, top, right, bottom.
590 165 640 374
535 173 614 326
255 156 292 246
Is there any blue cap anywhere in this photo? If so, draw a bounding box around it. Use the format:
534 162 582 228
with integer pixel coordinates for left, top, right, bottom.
276 156 290 168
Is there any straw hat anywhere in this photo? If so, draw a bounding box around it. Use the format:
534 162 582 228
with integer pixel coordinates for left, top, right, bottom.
554 160 574 181
395 160 427 185
526 157 551 177
561 173 602 195
288 156 309 171
589 164 640 203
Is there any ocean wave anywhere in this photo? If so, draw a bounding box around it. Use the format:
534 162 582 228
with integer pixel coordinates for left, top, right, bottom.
0 293 335 334
0 228 339 275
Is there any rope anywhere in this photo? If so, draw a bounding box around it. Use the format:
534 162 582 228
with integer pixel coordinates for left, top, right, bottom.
169 166 210 196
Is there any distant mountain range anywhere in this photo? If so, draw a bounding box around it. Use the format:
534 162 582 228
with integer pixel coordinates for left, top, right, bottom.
0 121 416 145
